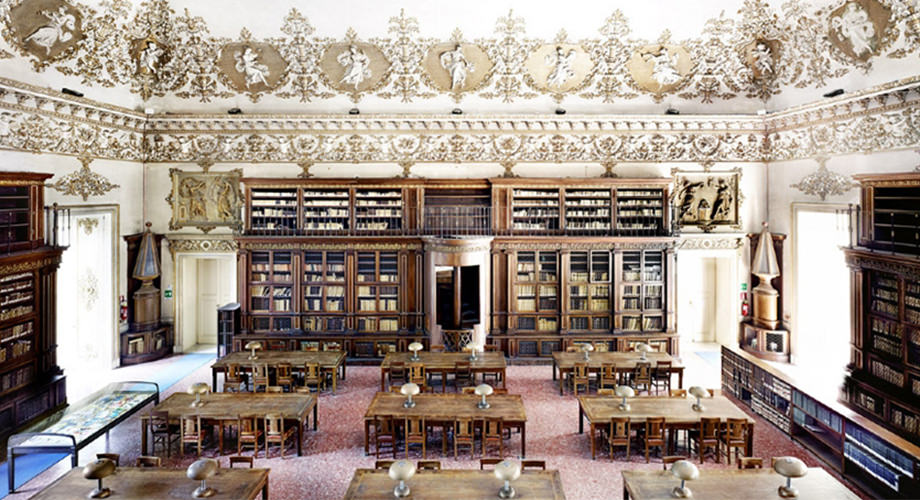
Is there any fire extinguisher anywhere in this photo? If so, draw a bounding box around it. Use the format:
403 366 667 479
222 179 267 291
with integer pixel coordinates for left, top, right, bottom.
119 295 128 322
740 292 750 317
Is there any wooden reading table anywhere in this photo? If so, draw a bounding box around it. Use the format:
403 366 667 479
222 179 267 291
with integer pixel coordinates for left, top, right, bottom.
30 466 270 500
577 395 754 459
212 350 346 393
363 392 527 457
622 467 860 500
552 351 684 394
142 392 317 456
380 351 507 392
344 468 565 499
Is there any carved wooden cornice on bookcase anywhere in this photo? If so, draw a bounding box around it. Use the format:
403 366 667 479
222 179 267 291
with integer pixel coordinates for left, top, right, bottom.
0 77 919 164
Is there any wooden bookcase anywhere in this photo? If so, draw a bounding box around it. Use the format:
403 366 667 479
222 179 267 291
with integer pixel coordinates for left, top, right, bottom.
724 345 920 499
856 173 920 256
235 177 677 359
0 172 66 449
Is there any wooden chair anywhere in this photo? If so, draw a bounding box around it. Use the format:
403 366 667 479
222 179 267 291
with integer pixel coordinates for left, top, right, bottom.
461 386 477 394
264 415 295 458
388 361 407 386
721 418 748 464
599 363 619 391
566 346 579 352
453 361 473 390
597 388 616 396
662 455 688 470
405 416 427 458
632 362 652 393
229 455 254 468
417 460 441 471
408 363 426 386
181 416 206 456
375 460 395 470
669 389 687 398
608 417 631 460
492 387 509 395
691 417 722 463
738 456 764 469
238 415 262 457
96 453 120 466
225 364 245 392
653 361 672 395
135 456 161 468
303 362 323 392
276 363 294 391
521 460 546 470
454 418 475 458
148 410 178 458
374 417 397 458
252 364 269 392
483 344 501 352
390 385 404 393
429 344 446 353
266 385 283 393
643 417 667 463
571 362 590 395
480 457 502 469
482 418 504 458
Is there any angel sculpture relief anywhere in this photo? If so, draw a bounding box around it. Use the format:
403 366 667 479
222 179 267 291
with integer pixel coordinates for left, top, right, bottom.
440 44 470 90
832 2 877 58
545 46 576 88
25 6 76 55
235 46 270 88
338 45 372 89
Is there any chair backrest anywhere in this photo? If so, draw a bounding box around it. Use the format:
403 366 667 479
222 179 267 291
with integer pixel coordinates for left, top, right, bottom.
182 416 201 437
266 386 283 393
669 389 687 398
454 360 471 375
566 346 579 352
635 362 652 379
149 410 170 427
265 414 285 436
227 364 240 378
521 460 546 470
655 360 672 373
429 344 446 352
238 415 258 435
701 417 721 439
405 416 425 437
277 363 292 378
597 388 616 396
601 363 617 379
492 387 509 395
609 417 630 439
229 455 254 468
662 455 688 470
455 418 474 438
389 361 406 376
646 416 666 438
253 364 268 377
480 458 502 469
135 456 161 468
461 386 476 394
725 418 747 440
574 362 589 378
96 453 120 466
483 344 501 352
375 460 395 470
483 418 503 439
304 362 321 379
417 460 441 471
738 456 764 469
408 363 425 382
375 417 395 435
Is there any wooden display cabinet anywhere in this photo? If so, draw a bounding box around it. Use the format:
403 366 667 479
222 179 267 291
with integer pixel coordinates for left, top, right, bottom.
740 231 790 362
120 231 173 365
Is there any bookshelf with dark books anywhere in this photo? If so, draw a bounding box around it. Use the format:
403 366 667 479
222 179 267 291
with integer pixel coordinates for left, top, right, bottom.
563 189 611 234
510 251 559 334
615 250 665 333
565 251 612 333
302 189 350 232
248 250 294 333
511 188 560 233
249 187 298 234
355 189 403 232
723 344 920 499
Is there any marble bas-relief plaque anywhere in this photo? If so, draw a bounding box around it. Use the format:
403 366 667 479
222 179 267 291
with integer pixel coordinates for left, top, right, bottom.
525 43 592 95
626 43 693 101
167 169 243 233
320 39 390 100
742 38 781 81
218 42 287 97
422 42 492 97
827 0 891 63
672 169 741 232
9 0 83 65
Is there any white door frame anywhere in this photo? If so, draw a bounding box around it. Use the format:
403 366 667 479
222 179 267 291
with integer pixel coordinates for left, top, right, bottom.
56 204 120 368
675 237 744 348
172 251 237 352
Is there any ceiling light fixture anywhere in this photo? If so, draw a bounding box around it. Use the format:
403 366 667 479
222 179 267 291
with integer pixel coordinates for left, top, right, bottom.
823 89 844 98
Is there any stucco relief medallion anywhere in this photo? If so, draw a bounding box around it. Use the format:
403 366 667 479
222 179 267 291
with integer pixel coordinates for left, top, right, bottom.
524 44 592 96
9 0 83 66
422 42 492 100
218 41 288 99
320 34 390 102
626 43 693 101
827 0 891 63
741 38 781 81
130 35 168 79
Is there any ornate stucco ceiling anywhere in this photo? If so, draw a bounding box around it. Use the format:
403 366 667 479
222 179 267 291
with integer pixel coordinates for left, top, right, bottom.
0 0 917 115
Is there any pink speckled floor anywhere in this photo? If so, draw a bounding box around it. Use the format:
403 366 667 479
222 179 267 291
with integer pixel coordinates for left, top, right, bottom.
6 357 868 500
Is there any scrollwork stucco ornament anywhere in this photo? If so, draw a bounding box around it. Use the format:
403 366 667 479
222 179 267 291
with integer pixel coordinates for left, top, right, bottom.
789 156 859 201
47 154 119 201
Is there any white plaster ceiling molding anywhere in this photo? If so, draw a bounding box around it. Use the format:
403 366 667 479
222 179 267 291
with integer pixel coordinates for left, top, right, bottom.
47 154 119 200
0 0 918 114
790 156 859 200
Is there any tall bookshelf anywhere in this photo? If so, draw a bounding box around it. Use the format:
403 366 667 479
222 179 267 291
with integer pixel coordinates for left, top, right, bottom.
249 187 298 234
248 250 295 332
0 173 65 450
511 189 560 233
614 187 665 235
510 251 559 333
355 189 403 232
615 250 665 332
563 189 611 235
302 251 347 333
302 188 350 232
565 251 612 333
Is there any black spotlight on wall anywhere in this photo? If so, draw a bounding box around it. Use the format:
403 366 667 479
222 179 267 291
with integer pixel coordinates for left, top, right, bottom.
61 88 83 98
555 108 566 115
665 107 680 115
451 108 463 115
227 108 242 115
823 88 845 98
349 108 360 115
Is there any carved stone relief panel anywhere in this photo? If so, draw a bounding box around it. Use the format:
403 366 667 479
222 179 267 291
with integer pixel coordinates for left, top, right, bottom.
218 38 288 100
742 38 781 82
167 169 243 232
524 42 593 99
671 168 742 232
422 42 492 98
319 32 390 102
627 41 693 101
8 0 83 67
827 0 893 63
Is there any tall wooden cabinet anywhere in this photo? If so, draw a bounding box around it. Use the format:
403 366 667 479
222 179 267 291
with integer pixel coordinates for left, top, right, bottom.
234 177 677 359
0 173 66 447
842 173 920 447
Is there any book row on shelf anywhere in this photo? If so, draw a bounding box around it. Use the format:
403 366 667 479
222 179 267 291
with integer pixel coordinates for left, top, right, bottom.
0 364 32 393
566 200 609 207
0 321 32 342
618 209 662 217
870 358 906 387
253 190 297 198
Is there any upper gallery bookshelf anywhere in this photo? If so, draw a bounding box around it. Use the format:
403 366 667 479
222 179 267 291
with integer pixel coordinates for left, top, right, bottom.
842 173 920 450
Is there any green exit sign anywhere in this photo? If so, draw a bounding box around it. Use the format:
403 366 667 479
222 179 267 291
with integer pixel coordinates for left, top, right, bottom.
741 283 748 291
164 288 173 299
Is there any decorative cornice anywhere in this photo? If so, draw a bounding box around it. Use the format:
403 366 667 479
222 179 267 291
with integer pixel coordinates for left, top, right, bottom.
236 240 422 251
676 235 745 250
0 255 61 276
491 240 677 251
844 249 920 280
167 236 238 254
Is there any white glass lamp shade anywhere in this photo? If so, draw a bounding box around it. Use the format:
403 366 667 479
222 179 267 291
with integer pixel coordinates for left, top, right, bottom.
408 341 423 361
401 382 420 408
389 460 416 498
188 382 210 407
670 460 699 498
245 341 262 360
615 385 635 411
83 458 116 499
581 343 594 360
466 341 480 360
187 458 219 498
774 457 807 498
688 386 708 412
475 383 493 409
494 460 522 499
635 342 652 360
